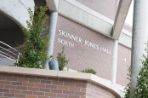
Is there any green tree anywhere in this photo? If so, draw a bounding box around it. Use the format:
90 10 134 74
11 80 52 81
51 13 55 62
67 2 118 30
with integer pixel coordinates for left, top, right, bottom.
124 45 148 98
135 52 148 98
17 6 48 68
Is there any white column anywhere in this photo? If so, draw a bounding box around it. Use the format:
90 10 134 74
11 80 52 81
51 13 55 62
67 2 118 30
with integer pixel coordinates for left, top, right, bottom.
45 12 58 69
111 40 118 84
130 0 148 97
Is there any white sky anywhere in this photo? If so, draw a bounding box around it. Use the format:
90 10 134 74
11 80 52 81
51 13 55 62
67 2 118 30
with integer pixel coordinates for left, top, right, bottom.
125 0 133 27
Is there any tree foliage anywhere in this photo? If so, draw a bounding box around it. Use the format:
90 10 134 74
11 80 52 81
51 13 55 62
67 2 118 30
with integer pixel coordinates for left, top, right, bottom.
124 67 131 98
135 52 148 98
124 45 148 98
17 6 48 68
57 47 69 70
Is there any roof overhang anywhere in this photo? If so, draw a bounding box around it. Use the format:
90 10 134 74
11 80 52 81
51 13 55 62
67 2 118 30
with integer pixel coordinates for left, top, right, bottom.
46 0 132 42
112 0 132 39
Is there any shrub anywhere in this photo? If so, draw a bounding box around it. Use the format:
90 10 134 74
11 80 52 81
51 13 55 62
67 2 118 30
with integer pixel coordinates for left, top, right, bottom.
57 47 69 70
124 67 131 98
124 45 148 98
81 68 96 74
135 54 148 98
17 6 48 68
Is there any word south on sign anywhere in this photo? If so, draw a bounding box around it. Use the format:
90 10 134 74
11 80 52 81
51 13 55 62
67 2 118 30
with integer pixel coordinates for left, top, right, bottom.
57 30 112 55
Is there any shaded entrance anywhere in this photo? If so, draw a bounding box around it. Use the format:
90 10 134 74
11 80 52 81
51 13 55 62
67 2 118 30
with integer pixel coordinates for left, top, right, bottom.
0 11 25 47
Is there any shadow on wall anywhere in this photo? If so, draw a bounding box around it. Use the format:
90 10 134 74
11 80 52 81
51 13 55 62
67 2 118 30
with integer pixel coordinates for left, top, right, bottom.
0 11 25 47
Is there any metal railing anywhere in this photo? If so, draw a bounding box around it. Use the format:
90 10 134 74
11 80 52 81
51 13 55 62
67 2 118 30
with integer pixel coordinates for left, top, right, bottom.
0 41 20 65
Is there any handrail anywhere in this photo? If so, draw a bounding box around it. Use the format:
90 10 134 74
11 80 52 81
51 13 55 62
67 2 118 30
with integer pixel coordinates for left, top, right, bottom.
0 41 20 65
0 41 18 52
0 46 17 58
0 50 15 59
0 54 16 62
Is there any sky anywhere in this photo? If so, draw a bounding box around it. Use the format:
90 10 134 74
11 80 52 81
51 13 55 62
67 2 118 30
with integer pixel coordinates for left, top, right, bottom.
125 0 133 27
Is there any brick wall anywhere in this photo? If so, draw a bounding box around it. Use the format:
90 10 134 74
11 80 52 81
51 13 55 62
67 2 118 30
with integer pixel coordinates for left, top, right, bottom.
86 82 116 98
0 73 118 98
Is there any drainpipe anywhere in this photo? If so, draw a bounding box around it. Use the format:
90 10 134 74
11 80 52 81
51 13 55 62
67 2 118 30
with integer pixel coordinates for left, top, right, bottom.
45 12 58 69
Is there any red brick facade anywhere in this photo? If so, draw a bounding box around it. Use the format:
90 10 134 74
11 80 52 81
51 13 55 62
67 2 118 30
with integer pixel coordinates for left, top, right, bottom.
0 73 118 98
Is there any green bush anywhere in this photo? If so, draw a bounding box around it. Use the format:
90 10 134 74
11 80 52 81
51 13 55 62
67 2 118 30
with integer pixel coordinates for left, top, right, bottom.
124 46 148 98
124 67 131 98
135 54 148 98
17 6 48 68
81 68 96 74
57 47 69 70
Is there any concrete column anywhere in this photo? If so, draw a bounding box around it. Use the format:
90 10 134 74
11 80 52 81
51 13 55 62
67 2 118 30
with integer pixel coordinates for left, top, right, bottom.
111 40 118 84
130 0 148 97
45 11 58 69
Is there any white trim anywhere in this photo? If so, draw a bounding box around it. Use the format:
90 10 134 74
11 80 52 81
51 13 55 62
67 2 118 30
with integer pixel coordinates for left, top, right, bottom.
0 0 34 28
122 29 132 37
65 0 114 24
58 0 113 36
119 32 132 48
58 0 132 49
112 0 132 39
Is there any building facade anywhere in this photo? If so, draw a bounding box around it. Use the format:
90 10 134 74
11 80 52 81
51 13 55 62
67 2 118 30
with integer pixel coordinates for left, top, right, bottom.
48 0 132 86
0 0 134 98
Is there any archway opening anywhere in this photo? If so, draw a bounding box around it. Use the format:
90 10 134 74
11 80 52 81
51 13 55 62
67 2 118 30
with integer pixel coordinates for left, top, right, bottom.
0 11 25 47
